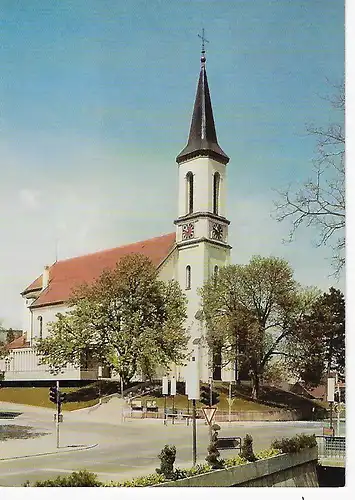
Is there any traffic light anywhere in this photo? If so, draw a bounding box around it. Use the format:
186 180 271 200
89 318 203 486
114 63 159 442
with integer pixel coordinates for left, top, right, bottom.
49 386 57 404
59 392 66 404
200 386 210 407
58 391 66 412
211 390 220 407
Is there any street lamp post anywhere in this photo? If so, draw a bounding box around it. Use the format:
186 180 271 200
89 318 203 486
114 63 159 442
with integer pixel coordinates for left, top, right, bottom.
162 376 169 425
98 366 103 405
187 337 201 467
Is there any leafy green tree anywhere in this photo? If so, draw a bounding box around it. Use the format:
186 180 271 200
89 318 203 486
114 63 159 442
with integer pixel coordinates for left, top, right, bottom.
289 287 345 387
36 254 188 386
0 321 9 360
200 256 314 399
6 328 15 344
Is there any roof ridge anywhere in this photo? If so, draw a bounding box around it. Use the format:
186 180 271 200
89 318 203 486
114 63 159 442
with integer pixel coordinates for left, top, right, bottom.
52 232 176 265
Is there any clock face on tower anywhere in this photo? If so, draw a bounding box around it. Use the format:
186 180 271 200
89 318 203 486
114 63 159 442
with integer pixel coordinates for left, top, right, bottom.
211 223 224 241
182 223 195 240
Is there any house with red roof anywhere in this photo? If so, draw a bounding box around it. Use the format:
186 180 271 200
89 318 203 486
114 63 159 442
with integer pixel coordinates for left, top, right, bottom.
2 48 233 383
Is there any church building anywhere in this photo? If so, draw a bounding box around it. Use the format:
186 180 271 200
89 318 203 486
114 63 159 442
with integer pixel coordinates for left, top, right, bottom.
1 48 232 383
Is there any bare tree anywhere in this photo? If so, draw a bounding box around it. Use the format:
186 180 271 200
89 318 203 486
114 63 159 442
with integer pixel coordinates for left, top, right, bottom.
275 82 345 274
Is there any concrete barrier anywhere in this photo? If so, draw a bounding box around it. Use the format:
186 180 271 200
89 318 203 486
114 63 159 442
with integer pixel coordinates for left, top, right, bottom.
155 447 319 487
125 408 301 422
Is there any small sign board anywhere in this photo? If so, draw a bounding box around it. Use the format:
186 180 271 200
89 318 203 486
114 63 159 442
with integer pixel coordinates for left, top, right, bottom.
202 406 217 425
171 376 176 396
216 436 241 451
162 376 169 395
327 377 335 402
323 426 335 437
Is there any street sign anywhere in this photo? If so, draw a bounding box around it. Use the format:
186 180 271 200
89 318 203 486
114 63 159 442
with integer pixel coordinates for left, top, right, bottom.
327 377 335 402
171 376 176 396
162 376 169 395
323 426 335 437
216 436 241 451
202 406 217 425
187 360 200 400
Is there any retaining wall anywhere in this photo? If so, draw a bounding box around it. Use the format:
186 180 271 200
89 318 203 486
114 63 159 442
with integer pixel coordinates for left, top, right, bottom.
155 448 319 487
126 408 301 422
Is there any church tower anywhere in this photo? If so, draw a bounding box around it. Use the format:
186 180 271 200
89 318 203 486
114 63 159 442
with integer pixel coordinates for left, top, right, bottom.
174 45 231 383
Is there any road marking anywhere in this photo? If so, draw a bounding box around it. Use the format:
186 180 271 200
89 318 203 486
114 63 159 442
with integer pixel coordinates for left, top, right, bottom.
43 468 135 476
0 469 39 476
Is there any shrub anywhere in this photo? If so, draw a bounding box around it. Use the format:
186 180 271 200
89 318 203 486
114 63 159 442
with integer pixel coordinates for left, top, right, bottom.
156 444 176 479
111 473 166 487
224 455 248 467
255 448 281 460
271 433 317 454
32 470 103 487
240 434 257 462
206 423 224 469
185 463 212 476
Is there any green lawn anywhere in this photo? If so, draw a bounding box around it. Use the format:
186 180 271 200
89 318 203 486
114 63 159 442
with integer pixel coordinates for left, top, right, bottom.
0 387 99 411
134 393 275 412
0 385 275 413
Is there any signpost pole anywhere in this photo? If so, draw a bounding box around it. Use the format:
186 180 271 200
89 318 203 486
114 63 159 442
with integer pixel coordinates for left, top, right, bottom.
192 399 197 466
327 377 335 432
171 376 176 425
162 376 169 425
228 381 232 423
56 380 60 449
164 395 167 425
209 376 213 407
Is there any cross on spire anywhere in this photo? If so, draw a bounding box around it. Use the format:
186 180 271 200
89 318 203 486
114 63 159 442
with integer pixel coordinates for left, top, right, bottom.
198 28 209 63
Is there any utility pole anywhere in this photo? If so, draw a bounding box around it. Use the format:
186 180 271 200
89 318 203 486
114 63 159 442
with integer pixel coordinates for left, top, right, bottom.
56 380 60 448
209 376 213 407
189 337 201 466
162 376 169 425
228 381 232 423
192 399 197 466
327 377 335 432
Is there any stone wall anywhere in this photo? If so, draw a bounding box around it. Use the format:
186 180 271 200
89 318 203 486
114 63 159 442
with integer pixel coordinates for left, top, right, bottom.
155 448 319 487
214 409 302 422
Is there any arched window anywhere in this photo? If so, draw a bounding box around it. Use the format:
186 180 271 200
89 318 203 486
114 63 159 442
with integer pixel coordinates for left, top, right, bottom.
213 172 220 215
38 316 43 340
186 172 194 214
186 265 191 290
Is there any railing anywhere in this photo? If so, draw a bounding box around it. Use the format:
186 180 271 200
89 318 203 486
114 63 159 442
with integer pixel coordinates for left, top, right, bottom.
316 436 345 461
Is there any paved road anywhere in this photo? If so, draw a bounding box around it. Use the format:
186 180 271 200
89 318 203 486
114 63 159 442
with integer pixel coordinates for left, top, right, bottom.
0 401 338 486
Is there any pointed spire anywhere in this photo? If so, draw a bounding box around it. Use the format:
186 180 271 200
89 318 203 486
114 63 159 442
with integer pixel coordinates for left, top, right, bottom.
177 44 229 165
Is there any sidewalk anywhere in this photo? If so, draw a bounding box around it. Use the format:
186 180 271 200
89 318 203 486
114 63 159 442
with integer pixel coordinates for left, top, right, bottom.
0 430 97 461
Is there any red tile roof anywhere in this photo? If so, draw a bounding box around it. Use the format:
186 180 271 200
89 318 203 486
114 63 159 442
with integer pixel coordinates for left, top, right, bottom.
24 233 176 308
6 335 30 350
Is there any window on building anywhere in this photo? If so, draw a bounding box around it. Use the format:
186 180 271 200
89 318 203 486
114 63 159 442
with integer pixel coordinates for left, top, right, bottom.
213 172 220 215
186 265 191 290
38 316 43 340
186 172 194 214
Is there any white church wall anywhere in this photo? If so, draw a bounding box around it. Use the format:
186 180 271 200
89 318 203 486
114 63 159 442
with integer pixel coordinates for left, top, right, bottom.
157 248 178 282
30 303 67 345
23 295 37 343
177 157 227 218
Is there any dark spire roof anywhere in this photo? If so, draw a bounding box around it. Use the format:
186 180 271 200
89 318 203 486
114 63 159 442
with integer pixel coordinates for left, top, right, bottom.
176 54 229 165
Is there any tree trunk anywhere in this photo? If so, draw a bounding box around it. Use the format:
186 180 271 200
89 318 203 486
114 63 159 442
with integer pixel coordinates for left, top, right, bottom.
251 372 260 400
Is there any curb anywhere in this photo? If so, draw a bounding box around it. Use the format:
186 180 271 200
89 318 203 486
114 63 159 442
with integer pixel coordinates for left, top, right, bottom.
0 442 98 462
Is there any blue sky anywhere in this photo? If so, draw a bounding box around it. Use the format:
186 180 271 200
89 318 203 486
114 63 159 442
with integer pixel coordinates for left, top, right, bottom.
0 0 344 328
